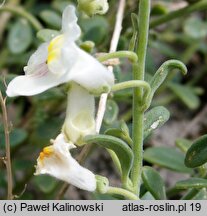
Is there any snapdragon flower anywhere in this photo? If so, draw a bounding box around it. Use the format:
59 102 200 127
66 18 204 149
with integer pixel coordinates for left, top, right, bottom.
6 5 114 97
35 133 96 191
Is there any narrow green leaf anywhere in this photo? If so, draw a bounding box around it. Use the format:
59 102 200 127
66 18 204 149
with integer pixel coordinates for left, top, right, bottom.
131 13 139 31
185 134 207 168
84 134 134 184
176 178 207 189
105 128 132 146
8 19 32 54
37 29 60 42
144 147 192 173
149 60 187 101
103 100 119 125
168 83 200 110
176 138 192 153
144 106 170 139
39 10 61 29
142 166 166 200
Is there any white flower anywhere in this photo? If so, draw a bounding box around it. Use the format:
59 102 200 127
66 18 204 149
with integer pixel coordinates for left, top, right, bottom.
6 5 114 97
78 0 109 16
35 133 96 192
62 83 95 145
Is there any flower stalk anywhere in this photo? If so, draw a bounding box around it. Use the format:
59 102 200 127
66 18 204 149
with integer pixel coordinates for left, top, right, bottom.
106 187 138 200
97 51 138 63
0 91 13 200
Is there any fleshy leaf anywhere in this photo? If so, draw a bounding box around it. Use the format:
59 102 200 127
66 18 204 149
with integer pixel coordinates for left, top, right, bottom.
39 10 61 29
142 166 166 200
144 106 170 139
8 19 32 54
185 134 207 168
84 134 134 185
37 29 60 42
168 83 200 110
103 100 119 125
105 128 132 146
144 147 192 173
175 178 207 189
149 60 187 102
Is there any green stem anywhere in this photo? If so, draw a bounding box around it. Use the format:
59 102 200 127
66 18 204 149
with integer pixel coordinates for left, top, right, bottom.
0 6 43 31
106 186 138 200
97 51 138 63
132 0 150 196
150 0 207 28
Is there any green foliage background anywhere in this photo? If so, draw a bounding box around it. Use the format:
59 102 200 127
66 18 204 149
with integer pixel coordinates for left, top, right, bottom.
0 0 207 200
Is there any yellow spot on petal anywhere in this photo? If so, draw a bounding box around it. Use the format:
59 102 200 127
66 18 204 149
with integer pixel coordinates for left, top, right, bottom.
47 34 64 64
43 146 54 156
39 146 54 161
39 152 45 161
48 35 64 52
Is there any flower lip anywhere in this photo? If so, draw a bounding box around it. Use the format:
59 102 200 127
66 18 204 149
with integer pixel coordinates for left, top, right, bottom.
6 5 114 97
35 133 97 192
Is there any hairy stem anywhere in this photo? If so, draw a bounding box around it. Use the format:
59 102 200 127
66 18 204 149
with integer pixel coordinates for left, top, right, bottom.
106 186 138 200
0 91 13 199
132 0 150 196
97 51 138 63
112 80 151 107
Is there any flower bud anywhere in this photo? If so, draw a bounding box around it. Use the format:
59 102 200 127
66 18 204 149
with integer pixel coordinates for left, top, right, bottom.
78 0 109 16
95 175 109 194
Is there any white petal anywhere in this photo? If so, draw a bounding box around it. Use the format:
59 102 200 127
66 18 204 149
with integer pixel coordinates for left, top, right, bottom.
61 5 81 41
63 83 95 145
6 63 67 97
24 43 48 75
64 44 114 95
7 40 114 97
35 134 96 192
